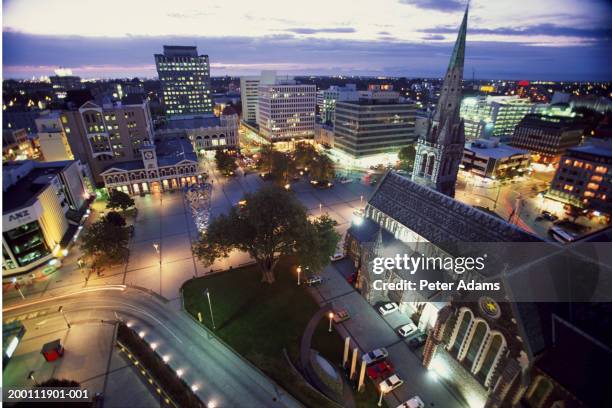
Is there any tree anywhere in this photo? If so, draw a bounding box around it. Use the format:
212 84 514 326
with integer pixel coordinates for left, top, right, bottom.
105 211 126 227
106 189 135 212
193 185 338 283
398 145 416 171
294 142 318 169
215 149 238 176
309 154 335 183
257 144 275 174
80 217 129 274
296 214 340 272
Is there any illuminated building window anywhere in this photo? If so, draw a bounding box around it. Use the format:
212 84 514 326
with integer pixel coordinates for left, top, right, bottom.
586 183 599 191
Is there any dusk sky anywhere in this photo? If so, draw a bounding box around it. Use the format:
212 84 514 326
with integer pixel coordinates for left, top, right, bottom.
2 0 611 80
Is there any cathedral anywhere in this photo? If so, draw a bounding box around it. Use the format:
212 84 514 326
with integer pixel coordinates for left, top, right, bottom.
411 5 468 197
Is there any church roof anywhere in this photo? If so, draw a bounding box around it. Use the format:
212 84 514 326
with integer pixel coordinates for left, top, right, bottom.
367 171 541 250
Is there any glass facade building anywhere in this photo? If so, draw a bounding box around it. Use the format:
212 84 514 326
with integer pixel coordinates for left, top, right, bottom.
155 46 213 117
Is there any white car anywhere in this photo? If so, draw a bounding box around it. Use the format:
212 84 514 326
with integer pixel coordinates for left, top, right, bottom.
397 396 425 408
339 177 352 184
330 252 344 261
378 302 399 316
397 323 418 338
362 348 389 366
379 374 404 393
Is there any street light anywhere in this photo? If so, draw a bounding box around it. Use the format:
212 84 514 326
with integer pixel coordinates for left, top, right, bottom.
297 266 302 286
377 389 387 407
11 278 25 300
28 371 39 386
152 243 160 254
328 312 334 333
319 203 323 215
58 306 71 328
204 289 216 330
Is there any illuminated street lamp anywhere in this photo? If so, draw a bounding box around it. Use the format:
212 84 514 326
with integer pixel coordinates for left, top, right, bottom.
377 389 387 407
284 183 290 190
319 203 323 215
328 312 334 333
152 243 160 254
58 306 71 328
297 266 302 286
11 278 25 300
204 289 216 330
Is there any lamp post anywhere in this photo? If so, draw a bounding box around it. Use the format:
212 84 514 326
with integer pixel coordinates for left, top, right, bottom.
319 203 323 215
377 389 386 407
28 371 39 386
11 278 25 300
205 289 216 330
297 266 302 286
152 243 159 254
58 306 71 328
328 312 334 333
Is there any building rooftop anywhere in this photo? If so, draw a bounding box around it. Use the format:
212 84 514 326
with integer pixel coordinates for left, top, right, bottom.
466 139 529 159
162 115 220 130
103 138 197 172
3 161 73 213
567 142 612 159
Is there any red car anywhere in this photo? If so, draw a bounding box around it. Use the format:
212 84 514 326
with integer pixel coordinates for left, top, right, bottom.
366 360 395 380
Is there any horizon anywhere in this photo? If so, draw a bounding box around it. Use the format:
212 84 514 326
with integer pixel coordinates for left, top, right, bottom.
2 0 612 81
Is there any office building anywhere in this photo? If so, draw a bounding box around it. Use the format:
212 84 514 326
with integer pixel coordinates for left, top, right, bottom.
257 80 316 143
60 96 155 184
3 110 41 134
240 71 277 124
460 95 534 142
36 112 74 162
412 6 468 197
154 46 213 117
156 106 240 154
49 68 83 100
314 123 335 148
2 160 89 276
548 140 612 216
334 94 416 162
462 138 530 179
2 129 35 162
316 84 362 124
511 114 584 164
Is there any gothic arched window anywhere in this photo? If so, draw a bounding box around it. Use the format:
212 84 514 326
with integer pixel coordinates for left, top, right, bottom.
420 153 428 175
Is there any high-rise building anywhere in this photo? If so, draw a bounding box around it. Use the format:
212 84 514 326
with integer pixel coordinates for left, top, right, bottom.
510 114 584 163
548 140 612 216
60 96 154 184
460 95 534 142
36 112 74 162
154 46 213 117
316 84 362 124
334 93 416 162
257 79 316 143
239 71 277 124
412 5 468 197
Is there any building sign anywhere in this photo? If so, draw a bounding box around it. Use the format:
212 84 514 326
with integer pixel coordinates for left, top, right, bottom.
3 202 43 232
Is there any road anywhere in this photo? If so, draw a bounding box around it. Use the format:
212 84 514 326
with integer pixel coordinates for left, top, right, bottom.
309 261 467 408
3 286 302 408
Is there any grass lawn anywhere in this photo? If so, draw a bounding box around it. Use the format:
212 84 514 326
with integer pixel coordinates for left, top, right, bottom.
182 256 385 408
183 257 336 407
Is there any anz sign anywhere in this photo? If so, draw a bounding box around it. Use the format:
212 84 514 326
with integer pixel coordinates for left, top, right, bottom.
3 202 42 232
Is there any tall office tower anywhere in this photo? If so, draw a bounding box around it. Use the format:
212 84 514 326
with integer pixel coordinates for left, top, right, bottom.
240 71 277 124
412 5 468 197
334 93 416 162
460 95 534 142
257 79 316 142
154 46 213 117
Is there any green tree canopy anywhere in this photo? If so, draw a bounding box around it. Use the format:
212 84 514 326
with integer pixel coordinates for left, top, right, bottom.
106 190 135 212
80 217 129 272
193 185 339 283
398 144 416 171
296 214 340 272
215 149 238 176
294 142 318 169
309 154 335 183
105 211 126 227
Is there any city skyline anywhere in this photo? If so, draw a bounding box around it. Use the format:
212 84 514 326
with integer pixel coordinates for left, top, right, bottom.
3 0 611 80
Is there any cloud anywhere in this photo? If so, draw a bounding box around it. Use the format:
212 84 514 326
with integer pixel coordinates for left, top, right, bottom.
422 34 446 40
286 27 356 35
2 30 611 81
421 23 612 41
399 0 465 12
378 31 391 35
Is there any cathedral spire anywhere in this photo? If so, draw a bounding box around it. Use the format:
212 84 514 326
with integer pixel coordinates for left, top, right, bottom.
411 3 468 198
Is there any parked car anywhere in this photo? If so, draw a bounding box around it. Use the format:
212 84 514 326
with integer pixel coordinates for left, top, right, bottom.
333 309 350 323
305 276 322 286
338 177 352 184
330 251 344 261
397 396 425 408
379 374 404 393
367 360 395 380
362 348 389 366
347 273 356 285
378 302 399 316
397 323 418 338
408 333 427 349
